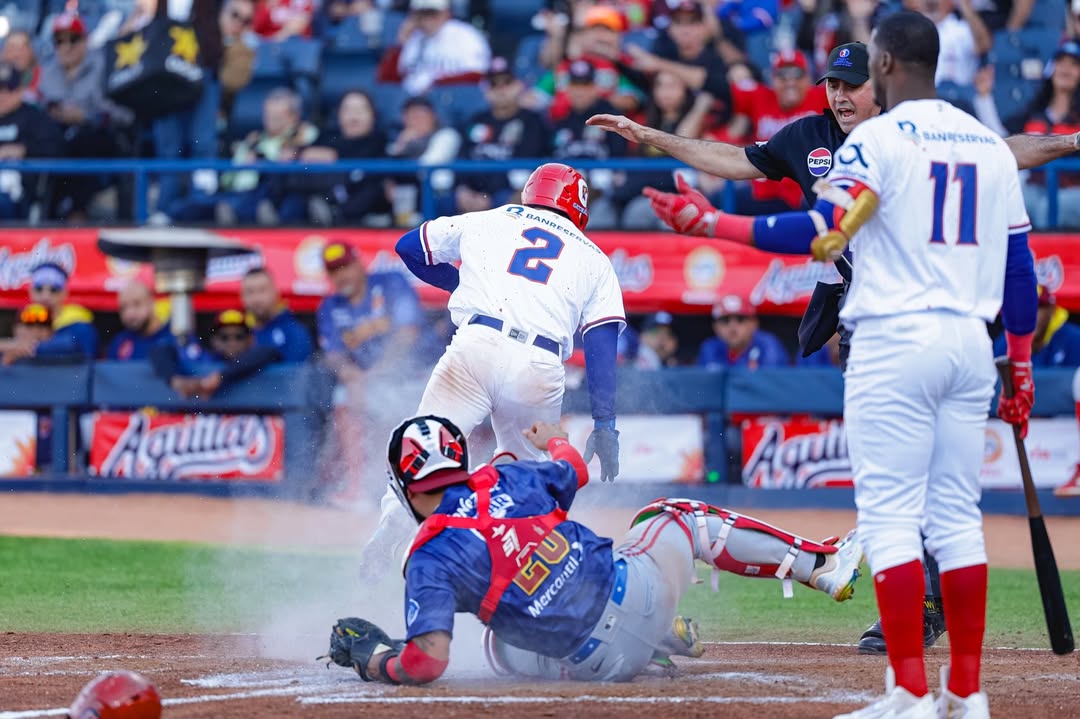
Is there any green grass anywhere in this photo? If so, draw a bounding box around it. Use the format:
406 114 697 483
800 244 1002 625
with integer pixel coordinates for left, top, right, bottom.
1 536 1077 648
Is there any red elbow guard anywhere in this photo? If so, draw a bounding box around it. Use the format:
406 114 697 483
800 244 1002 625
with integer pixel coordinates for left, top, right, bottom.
548 437 589 487
399 641 448 684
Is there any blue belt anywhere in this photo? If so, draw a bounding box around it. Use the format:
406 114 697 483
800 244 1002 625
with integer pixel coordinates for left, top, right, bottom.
468 314 561 356
567 559 628 665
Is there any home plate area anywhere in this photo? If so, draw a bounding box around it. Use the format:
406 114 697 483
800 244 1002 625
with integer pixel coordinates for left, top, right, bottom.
2 633 1077 718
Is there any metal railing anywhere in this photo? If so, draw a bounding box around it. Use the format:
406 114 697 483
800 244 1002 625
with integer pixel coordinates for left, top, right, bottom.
2 156 1078 226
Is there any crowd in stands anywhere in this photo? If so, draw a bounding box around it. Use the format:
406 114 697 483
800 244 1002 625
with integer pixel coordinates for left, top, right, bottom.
0 0 1075 228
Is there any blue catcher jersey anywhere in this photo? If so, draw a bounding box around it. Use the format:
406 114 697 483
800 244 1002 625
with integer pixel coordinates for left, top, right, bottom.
403 460 615 658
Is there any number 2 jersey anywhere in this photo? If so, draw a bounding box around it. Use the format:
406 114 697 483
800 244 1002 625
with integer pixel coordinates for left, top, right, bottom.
418 205 626 360
827 99 1032 325
403 460 616 658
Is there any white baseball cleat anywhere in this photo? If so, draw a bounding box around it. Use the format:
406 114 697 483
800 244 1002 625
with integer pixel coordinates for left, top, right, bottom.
810 528 863 602
935 666 990 718
835 669 936 719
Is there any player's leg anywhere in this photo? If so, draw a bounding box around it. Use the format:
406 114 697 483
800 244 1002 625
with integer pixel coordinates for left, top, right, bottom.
856 545 947 655
923 329 995 713
1053 366 1080 497
488 344 565 462
840 315 940 711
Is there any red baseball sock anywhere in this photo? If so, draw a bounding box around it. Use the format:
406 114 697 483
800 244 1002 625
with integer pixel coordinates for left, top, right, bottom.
874 559 928 696
940 563 988 697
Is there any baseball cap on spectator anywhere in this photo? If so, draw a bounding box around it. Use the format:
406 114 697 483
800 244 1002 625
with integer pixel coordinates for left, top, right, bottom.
52 12 86 37
583 5 626 32
642 311 675 332
712 294 756 319
322 240 359 271
772 49 809 77
668 0 705 20
17 303 52 327
30 262 69 289
410 0 450 11
0 62 21 92
817 42 870 86
214 309 249 331
487 56 515 84
567 59 597 84
1055 41 1080 63
403 95 437 112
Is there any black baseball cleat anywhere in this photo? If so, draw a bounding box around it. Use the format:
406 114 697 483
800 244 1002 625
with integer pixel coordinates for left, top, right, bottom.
857 598 946 655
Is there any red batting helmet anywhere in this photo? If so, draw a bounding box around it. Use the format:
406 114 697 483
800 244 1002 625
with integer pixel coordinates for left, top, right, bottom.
520 162 590 231
68 670 162 719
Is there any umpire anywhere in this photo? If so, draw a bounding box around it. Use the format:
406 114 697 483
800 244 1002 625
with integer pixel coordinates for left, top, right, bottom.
587 42 935 655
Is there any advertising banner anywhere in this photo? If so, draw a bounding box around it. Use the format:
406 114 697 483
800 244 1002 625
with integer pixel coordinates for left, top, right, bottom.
88 410 284 481
740 416 1078 490
0 410 36 476
0 228 1075 316
564 414 704 483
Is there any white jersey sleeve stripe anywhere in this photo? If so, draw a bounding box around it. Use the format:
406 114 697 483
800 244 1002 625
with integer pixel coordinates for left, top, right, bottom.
421 221 434 265
1008 222 1032 234
582 316 627 333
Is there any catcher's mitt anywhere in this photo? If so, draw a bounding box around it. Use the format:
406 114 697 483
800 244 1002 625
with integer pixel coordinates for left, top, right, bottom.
318 617 404 681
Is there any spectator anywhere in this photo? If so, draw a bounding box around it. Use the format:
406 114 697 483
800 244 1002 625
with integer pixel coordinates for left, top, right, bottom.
973 0 1035 32
797 331 842 367
151 0 227 224
697 294 788 369
905 0 990 90
1012 42 1080 229
151 309 257 398
0 30 41 105
253 0 314 40
166 87 319 225
322 0 384 36
106 280 173 360
219 0 258 115
551 58 629 228
796 0 882 72
378 0 491 97
315 239 423 505
0 61 65 221
650 0 742 64
636 311 682 368
449 57 551 214
617 69 712 228
716 0 780 43
38 12 135 223
530 8 645 121
992 286 1080 367
0 304 53 365
287 90 391 226
3 262 98 362
384 95 461 226
630 0 734 95
240 267 313 363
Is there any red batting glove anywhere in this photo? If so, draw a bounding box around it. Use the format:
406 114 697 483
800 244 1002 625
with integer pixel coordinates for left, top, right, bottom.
642 174 719 237
998 361 1034 439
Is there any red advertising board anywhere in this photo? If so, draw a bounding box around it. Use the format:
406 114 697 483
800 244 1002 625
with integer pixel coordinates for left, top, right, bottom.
741 416 853 489
89 411 284 481
0 228 1075 315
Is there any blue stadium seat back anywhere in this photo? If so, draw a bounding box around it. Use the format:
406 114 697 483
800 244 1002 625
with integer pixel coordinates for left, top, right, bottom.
489 0 544 52
321 48 379 116
381 10 407 48
936 80 976 114
330 16 381 51
252 40 291 80
369 82 408 131
1 0 42 32
622 28 657 54
429 83 488 128
228 80 281 141
988 30 1025 66
992 70 1039 123
1015 27 1064 65
282 36 322 78
513 33 545 87
1026 0 1067 32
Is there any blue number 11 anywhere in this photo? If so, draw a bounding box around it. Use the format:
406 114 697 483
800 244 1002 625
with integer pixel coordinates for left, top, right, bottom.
929 161 977 245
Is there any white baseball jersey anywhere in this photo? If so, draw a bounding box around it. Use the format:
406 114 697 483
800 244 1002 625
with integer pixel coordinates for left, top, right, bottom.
831 99 1031 326
420 205 626 359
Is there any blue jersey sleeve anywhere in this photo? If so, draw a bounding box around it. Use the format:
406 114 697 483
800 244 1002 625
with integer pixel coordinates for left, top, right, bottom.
404 551 458 640
756 330 791 367
697 337 726 369
315 299 347 355
36 322 97 358
105 332 127 361
277 316 314 363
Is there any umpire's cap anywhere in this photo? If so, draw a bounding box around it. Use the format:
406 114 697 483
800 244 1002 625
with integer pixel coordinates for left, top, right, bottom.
816 42 869 86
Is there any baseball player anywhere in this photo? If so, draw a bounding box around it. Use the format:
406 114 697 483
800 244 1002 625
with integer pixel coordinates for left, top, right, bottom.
358 162 625 575
588 40 1080 657
320 414 864 685
610 11 1036 716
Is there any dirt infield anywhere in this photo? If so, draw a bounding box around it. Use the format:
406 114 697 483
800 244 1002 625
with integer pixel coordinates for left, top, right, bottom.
1 492 1079 717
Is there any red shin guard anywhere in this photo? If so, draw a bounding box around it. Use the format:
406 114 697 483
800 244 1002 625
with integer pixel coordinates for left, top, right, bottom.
940 564 988 697
874 559 928 696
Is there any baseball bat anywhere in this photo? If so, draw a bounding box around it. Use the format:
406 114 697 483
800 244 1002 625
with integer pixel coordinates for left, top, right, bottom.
995 356 1074 655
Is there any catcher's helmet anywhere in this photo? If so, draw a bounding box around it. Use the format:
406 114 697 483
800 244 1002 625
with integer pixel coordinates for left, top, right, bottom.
68 670 162 719
387 415 469 521
521 162 589 231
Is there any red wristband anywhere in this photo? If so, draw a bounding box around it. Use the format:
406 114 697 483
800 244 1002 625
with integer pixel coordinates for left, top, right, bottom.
1005 331 1033 363
712 212 754 245
548 437 589 488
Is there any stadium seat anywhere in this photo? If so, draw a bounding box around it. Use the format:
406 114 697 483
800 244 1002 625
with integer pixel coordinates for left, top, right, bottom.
320 49 379 118
252 41 290 80
330 16 380 51
282 36 321 79
228 80 282 142
427 83 487 129
1027 0 1067 33
489 0 545 57
513 33 545 88
0 0 42 32
381 10 407 48
369 82 408 132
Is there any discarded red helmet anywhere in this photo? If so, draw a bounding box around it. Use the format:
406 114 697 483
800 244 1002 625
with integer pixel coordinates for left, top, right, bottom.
68 670 162 719
520 162 590 231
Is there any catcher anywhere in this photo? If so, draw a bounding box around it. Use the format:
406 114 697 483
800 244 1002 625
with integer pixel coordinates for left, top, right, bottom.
321 415 864 684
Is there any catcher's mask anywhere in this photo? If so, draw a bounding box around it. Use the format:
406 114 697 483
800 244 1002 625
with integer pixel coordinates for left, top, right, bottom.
68 670 162 719
387 415 469 521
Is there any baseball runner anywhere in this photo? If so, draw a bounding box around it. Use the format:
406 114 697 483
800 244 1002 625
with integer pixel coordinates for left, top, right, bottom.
587 40 1079 657
358 162 625 575
605 11 1035 716
320 414 864 684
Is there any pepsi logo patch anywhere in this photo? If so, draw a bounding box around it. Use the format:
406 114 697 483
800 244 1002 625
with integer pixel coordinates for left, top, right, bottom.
807 147 832 177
